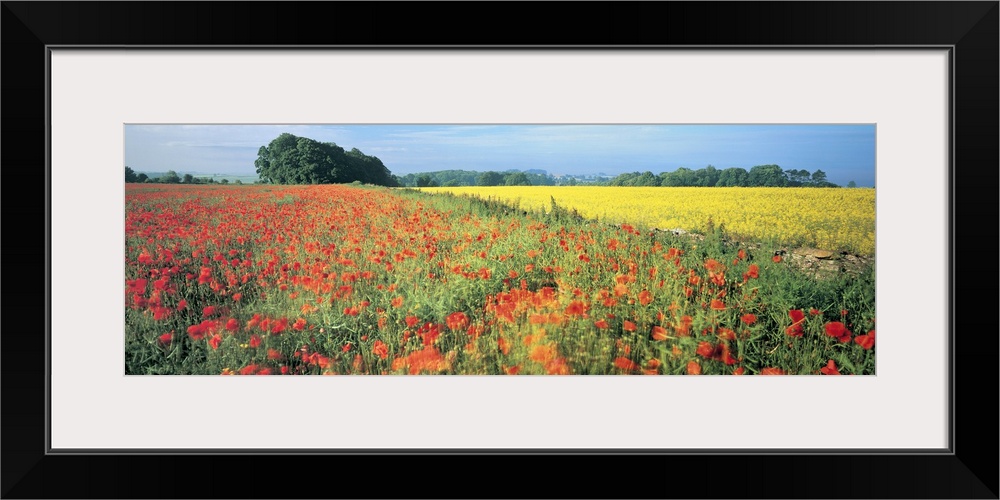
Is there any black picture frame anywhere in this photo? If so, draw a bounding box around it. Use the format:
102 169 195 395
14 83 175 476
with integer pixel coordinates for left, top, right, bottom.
3 2 997 498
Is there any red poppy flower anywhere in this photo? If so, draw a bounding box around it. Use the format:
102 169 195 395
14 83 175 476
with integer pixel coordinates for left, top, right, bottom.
786 309 805 337
638 290 653 306
208 334 222 350
740 313 757 325
446 311 469 331
824 321 852 343
820 359 841 375
186 323 207 341
854 330 876 350
565 300 587 317
623 320 637 332
710 299 726 311
760 367 786 375
249 334 262 348
696 341 715 358
772 255 782 263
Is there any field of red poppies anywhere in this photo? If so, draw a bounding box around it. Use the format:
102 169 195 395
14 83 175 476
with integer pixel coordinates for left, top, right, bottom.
125 183 875 375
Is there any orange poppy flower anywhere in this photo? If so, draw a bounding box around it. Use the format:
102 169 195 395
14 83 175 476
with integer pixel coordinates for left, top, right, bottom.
614 357 639 371
651 326 669 341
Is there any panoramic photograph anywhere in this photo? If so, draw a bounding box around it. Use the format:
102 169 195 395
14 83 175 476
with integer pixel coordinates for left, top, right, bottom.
124 124 876 375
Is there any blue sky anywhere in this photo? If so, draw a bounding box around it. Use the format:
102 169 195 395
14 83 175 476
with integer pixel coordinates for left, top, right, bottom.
125 124 876 186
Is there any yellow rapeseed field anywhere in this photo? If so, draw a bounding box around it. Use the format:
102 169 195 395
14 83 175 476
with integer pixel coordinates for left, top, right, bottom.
420 186 875 255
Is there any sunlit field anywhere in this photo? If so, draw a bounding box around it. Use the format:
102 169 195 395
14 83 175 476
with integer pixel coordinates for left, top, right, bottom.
126 184 875 375
421 186 875 256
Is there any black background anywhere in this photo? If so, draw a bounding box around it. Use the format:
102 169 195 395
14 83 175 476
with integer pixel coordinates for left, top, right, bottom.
3 2 997 499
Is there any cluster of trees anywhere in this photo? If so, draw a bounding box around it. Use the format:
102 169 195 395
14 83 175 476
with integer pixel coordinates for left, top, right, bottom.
606 165 840 187
125 167 240 184
397 169 558 187
254 133 396 186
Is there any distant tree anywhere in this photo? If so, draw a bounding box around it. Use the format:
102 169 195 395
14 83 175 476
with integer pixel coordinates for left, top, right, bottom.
811 169 828 184
161 170 181 184
234 180 243 185
694 165 719 186
784 168 811 186
416 174 435 187
477 171 504 186
662 167 698 186
442 179 461 187
609 172 638 186
136 172 148 183
747 165 787 187
562 177 578 186
504 172 531 186
847 180 857 188
182 173 195 184
715 167 749 187
125 166 138 183
632 171 660 186
220 178 229 184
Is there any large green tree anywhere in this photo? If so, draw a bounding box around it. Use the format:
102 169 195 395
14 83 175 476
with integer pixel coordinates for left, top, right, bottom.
254 133 394 186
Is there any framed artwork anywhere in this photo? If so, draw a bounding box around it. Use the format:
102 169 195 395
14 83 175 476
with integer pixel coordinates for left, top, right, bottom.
4 2 996 498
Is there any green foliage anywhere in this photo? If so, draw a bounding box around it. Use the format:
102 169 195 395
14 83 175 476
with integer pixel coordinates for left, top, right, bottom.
747 165 787 187
415 174 438 187
254 133 395 186
503 172 531 186
160 170 181 184
477 171 504 186
125 166 138 183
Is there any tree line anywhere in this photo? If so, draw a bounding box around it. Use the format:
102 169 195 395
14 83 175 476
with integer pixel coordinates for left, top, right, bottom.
125 167 241 184
606 165 841 187
397 169 556 187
